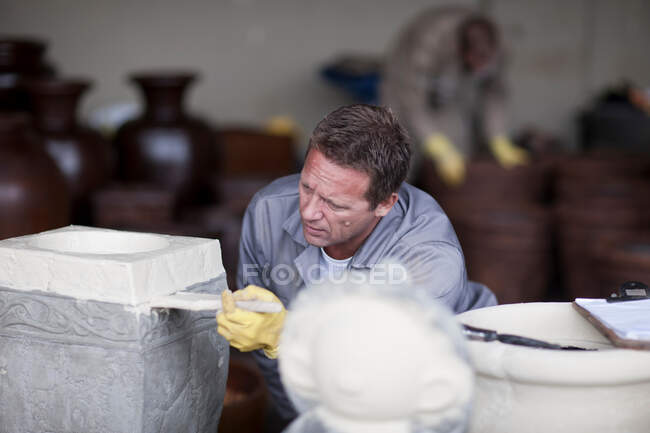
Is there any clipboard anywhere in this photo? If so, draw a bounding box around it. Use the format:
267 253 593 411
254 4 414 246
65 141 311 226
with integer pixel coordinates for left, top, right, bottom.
573 298 650 350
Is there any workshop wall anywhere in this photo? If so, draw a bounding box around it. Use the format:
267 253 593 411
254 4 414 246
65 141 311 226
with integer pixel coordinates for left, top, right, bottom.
1 0 649 153
490 0 650 146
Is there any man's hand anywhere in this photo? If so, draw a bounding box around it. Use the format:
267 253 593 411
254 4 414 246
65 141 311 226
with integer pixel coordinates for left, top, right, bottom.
216 285 287 359
424 134 466 186
489 135 529 168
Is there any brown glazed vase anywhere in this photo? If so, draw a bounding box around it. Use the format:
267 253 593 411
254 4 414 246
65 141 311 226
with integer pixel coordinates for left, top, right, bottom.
114 72 216 208
27 78 114 224
445 200 552 304
0 113 70 240
0 38 54 112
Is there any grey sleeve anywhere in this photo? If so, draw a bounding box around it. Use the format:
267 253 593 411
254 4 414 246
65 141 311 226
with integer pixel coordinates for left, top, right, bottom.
236 201 266 290
386 240 492 313
393 241 497 311
401 242 469 309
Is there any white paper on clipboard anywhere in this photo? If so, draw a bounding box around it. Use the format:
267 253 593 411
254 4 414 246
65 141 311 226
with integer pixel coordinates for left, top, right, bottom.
575 298 650 340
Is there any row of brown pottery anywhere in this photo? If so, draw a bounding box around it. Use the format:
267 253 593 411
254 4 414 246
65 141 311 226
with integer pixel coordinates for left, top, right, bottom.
217 127 296 178
594 232 650 298
114 72 217 209
553 150 650 181
0 38 55 112
553 151 650 299
181 205 244 290
556 176 650 205
552 151 650 203
218 359 267 433
420 158 549 209
91 184 177 229
0 113 69 239
214 127 296 216
444 200 552 304
26 78 114 224
555 199 649 300
209 175 274 217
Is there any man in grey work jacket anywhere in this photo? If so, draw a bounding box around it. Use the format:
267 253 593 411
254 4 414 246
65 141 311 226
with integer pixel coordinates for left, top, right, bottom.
217 104 496 425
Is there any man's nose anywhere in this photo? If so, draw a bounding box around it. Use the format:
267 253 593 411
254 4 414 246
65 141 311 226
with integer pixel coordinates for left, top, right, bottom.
303 194 324 221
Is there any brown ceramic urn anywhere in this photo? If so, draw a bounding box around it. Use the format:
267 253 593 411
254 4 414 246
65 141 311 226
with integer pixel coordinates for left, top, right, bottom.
27 78 114 224
0 38 54 112
114 72 217 208
0 113 70 239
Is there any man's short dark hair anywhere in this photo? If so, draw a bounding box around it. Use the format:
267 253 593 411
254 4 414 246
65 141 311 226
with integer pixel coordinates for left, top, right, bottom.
306 104 411 209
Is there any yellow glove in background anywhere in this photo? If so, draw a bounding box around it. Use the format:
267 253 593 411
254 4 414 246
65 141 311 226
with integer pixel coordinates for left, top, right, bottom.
489 135 529 168
424 134 466 186
265 115 300 139
216 285 287 359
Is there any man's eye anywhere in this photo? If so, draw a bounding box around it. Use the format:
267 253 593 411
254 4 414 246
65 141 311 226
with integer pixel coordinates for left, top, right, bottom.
329 202 343 211
302 184 312 192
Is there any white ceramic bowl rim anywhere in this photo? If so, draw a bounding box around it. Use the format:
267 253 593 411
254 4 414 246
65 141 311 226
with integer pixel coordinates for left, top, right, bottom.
458 303 650 385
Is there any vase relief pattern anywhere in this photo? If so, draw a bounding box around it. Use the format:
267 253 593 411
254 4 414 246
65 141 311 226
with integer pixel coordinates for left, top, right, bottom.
0 275 229 433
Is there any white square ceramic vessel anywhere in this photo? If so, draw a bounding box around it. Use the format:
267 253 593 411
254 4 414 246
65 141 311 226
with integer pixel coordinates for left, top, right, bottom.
0 225 225 305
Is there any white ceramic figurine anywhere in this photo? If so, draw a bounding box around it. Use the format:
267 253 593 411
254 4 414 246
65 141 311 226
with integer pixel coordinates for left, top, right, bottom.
279 274 474 433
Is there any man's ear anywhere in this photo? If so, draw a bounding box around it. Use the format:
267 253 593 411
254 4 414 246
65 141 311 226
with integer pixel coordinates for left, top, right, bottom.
374 193 399 217
416 362 473 414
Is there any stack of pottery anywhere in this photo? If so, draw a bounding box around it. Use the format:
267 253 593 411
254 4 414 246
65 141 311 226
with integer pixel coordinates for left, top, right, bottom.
421 158 552 303
181 205 243 291
420 158 549 208
92 184 177 229
26 78 113 224
0 112 70 239
0 38 54 112
213 127 295 215
554 152 650 298
448 202 552 303
593 233 650 297
114 71 217 211
217 127 295 178
200 127 296 288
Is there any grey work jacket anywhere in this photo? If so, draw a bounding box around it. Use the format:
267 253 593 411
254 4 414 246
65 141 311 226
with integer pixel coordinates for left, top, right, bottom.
236 174 496 420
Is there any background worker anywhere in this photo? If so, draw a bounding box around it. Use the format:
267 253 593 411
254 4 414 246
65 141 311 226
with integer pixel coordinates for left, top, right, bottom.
382 6 529 185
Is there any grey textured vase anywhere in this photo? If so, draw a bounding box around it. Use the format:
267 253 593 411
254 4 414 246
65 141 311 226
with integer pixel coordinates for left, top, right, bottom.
0 226 230 433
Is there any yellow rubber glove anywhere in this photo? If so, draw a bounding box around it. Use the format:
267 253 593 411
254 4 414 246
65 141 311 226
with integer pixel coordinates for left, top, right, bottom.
489 135 529 168
265 115 300 138
216 285 287 359
424 134 466 186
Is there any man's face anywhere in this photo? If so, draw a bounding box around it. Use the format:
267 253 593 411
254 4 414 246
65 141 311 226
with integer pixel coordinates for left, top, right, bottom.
299 149 393 257
462 25 497 74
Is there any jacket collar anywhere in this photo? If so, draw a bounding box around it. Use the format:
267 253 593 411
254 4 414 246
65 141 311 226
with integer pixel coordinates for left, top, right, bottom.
283 208 317 286
283 207 308 247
